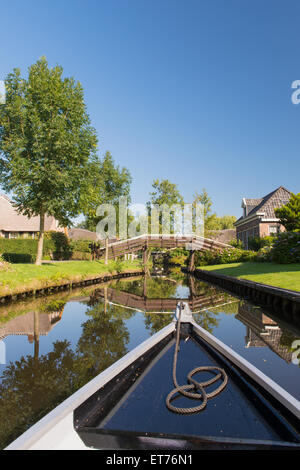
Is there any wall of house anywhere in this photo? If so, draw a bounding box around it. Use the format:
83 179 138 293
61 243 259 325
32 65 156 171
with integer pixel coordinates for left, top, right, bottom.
259 222 285 237
236 218 260 248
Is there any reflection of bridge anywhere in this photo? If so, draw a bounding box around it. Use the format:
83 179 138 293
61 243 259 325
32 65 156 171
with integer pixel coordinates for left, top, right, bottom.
95 234 230 262
90 286 229 313
236 303 293 363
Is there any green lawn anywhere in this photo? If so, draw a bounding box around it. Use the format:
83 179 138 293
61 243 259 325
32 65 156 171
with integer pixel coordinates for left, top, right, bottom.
198 262 300 292
0 259 142 297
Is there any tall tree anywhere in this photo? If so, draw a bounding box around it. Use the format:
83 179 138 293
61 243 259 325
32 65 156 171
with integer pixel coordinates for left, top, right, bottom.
148 179 184 234
80 150 132 232
275 193 300 232
192 189 217 233
149 179 184 207
0 57 98 264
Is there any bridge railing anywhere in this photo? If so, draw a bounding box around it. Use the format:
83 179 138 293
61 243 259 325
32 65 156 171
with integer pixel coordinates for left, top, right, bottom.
95 234 231 259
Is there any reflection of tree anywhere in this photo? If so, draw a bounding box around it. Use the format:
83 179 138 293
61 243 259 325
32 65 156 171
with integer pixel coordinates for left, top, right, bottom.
0 300 132 449
0 340 78 449
112 279 143 296
109 276 179 299
76 302 131 378
192 280 222 298
144 278 177 299
193 311 220 334
143 313 173 335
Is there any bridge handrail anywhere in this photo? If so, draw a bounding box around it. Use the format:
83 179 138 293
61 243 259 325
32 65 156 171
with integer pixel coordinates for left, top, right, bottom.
97 233 232 250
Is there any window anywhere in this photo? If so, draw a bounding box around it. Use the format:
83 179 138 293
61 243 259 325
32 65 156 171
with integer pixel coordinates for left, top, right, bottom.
269 225 279 235
9 232 19 239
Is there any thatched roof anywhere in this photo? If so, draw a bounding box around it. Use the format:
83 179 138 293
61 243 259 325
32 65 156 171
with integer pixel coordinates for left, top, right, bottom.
0 194 60 232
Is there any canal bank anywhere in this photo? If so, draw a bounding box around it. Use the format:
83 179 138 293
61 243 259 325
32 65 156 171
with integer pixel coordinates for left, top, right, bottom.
0 260 144 305
188 268 300 328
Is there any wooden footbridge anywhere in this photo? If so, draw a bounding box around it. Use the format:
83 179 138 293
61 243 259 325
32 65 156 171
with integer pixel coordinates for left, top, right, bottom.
92 234 231 268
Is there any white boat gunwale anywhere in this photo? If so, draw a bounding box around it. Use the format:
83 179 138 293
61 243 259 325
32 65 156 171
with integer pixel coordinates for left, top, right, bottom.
5 303 300 450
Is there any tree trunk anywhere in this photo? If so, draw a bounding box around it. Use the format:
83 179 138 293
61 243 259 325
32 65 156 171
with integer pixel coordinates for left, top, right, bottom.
36 209 45 266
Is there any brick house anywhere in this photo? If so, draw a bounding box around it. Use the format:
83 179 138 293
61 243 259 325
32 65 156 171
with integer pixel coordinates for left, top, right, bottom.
0 193 64 239
234 186 291 249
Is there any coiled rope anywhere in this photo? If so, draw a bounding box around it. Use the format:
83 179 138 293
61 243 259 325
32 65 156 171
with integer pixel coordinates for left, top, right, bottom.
166 303 228 414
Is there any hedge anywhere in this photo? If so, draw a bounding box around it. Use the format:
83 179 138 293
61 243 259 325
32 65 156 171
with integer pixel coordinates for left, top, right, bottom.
0 233 93 263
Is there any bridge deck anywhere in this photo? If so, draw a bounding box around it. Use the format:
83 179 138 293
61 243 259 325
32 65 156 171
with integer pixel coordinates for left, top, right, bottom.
95 234 230 260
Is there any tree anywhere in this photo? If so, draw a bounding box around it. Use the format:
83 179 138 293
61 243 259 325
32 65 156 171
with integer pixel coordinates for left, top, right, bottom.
0 57 98 264
192 189 218 233
149 179 184 207
147 179 184 234
217 215 237 229
275 193 300 232
192 190 236 233
80 150 132 232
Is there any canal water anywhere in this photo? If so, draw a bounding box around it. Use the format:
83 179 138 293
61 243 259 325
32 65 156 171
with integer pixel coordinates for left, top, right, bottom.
0 269 299 448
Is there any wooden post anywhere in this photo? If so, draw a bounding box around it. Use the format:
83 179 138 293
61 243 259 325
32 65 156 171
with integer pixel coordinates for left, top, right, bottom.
105 237 108 265
104 286 108 314
188 250 195 272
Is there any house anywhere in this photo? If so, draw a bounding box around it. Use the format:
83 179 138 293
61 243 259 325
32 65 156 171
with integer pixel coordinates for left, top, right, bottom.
0 193 64 239
234 186 291 249
68 227 100 242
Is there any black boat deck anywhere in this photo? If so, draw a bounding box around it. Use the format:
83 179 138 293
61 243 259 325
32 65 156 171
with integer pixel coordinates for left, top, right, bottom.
74 327 300 450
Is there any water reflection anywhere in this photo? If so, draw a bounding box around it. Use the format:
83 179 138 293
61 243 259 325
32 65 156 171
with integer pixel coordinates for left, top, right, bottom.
237 302 295 364
0 271 299 449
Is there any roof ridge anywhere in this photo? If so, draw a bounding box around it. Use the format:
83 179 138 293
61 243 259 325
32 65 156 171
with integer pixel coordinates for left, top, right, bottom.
0 193 12 202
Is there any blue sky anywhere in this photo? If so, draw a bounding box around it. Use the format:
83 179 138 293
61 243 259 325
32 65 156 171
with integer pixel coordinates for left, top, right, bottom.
1 0 300 218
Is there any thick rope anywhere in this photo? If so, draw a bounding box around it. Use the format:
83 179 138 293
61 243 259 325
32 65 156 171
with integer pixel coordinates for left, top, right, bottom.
166 304 228 414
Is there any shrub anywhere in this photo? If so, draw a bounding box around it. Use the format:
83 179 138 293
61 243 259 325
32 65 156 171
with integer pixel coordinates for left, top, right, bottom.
0 234 93 263
195 247 256 266
255 245 273 262
0 255 12 271
167 248 189 265
229 239 243 248
271 231 300 263
248 236 274 252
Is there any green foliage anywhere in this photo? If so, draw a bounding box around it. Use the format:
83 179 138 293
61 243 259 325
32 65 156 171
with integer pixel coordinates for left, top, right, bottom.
0 233 93 263
195 247 256 266
254 245 273 262
229 239 243 248
149 179 184 207
192 190 236 233
0 255 11 271
0 57 98 263
167 248 189 265
0 239 52 263
275 193 300 232
271 231 300 264
81 151 132 232
248 236 274 252
147 179 184 234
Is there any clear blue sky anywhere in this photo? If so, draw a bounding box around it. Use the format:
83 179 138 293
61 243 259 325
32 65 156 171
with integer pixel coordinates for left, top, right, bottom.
1 0 299 218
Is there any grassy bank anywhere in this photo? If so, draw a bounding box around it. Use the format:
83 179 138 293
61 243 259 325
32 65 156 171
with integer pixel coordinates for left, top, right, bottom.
198 262 300 292
0 259 142 297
